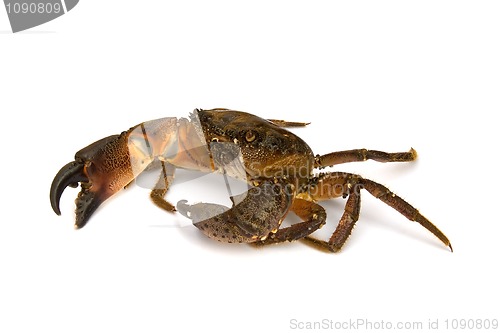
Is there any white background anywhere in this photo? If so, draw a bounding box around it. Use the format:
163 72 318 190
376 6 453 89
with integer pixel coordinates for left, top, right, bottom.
1 1 499 332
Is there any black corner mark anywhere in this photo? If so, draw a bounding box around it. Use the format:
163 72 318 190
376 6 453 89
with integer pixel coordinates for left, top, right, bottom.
4 0 79 33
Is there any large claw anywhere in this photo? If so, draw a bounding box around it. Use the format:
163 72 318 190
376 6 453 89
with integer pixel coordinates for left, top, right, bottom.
50 134 134 228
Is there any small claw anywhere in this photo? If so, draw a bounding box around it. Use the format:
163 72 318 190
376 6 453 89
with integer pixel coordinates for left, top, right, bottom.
176 200 229 223
50 161 88 215
176 200 191 218
175 200 191 219
179 180 293 243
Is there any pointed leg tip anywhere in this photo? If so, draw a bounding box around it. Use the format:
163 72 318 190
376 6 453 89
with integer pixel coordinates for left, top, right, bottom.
409 147 418 159
448 243 453 252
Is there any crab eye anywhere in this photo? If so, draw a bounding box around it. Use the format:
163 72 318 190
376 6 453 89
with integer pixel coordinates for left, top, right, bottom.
245 130 256 142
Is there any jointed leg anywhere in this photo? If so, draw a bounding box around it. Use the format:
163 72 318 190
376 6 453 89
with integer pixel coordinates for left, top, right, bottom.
315 148 417 168
267 119 310 128
302 186 361 252
302 172 451 252
150 161 176 212
360 178 452 251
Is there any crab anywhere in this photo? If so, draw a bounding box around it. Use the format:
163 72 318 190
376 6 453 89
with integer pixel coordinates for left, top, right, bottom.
50 108 452 252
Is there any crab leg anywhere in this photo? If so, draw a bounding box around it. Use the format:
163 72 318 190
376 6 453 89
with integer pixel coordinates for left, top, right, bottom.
361 178 452 251
315 148 417 167
150 161 177 212
302 172 452 252
266 119 310 128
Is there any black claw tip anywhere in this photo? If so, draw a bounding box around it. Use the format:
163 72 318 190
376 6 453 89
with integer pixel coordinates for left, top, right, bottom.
50 161 88 216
